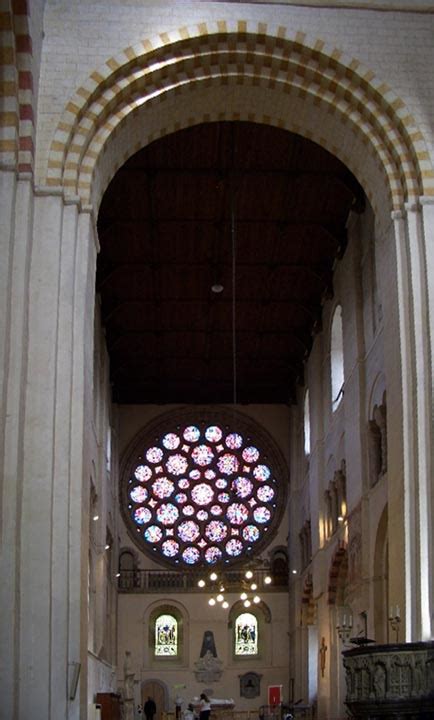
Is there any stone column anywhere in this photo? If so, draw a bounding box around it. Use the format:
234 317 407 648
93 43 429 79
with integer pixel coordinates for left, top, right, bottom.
390 209 415 641
69 206 98 719
0 182 97 719
18 190 65 718
0 169 17 422
391 202 433 641
0 171 33 720
419 196 434 640
404 201 432 641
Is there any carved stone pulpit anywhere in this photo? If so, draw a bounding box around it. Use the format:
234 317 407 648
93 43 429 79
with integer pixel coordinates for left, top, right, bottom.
343 641 434 718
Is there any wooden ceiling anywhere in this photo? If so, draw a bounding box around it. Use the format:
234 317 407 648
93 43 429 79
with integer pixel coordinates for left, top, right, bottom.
97 122 364 404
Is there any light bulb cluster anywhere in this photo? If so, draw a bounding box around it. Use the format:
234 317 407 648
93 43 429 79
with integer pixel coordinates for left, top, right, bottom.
198 569 272 609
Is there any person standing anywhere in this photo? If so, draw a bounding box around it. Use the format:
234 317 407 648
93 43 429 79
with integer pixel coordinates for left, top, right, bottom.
183 704 195 720
199 693 211 720
144 696 157 720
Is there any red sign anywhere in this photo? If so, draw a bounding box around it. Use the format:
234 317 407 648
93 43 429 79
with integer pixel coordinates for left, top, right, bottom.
268 685 282 707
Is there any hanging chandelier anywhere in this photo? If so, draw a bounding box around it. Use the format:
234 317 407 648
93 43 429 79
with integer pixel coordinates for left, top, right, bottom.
197 567 272 609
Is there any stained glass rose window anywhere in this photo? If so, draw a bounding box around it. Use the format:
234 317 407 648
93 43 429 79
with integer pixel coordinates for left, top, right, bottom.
123 415 285 568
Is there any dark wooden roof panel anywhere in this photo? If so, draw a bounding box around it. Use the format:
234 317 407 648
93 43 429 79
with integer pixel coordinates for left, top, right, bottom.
97 121 364 404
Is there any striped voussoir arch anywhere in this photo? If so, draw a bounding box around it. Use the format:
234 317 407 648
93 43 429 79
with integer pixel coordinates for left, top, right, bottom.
0 0 34 173
328 544 348 605
86 79 394 218
46 19 434 210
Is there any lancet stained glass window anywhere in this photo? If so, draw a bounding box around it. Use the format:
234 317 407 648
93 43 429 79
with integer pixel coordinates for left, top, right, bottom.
123 415 286 568
155 614 178 656
235 612 258 655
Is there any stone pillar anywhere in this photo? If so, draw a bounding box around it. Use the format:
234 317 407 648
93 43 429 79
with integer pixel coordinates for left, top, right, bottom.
72 207 98 719
0 169 17 421
390 209 415 641
419 197 434 640
0 171 33 720
18 191 65 718
404 202 432 641
391 203 433 641
0 181 97 719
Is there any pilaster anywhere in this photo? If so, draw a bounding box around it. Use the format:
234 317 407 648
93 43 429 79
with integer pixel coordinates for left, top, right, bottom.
20 191 65 719
71 209 98 719
404 201 432 641
390 209 414 641
419 197 434 640
391 201 433 642
50 199 80 719
0 185 99 720
0 171 33 720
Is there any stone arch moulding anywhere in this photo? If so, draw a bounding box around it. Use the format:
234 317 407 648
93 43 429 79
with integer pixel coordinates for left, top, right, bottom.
144 600 189 667
44 22 434 215
144 599 190 631
140 679 169 715
228 599 272 625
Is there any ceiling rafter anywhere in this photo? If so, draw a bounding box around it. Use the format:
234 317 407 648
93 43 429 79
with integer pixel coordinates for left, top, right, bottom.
96 121 363 404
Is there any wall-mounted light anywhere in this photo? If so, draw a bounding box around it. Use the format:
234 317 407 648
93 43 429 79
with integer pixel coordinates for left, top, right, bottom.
336 611 353 643
388 606 401 642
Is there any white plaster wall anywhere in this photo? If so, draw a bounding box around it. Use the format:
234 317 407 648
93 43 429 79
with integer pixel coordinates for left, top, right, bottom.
86 304 122 706
114 404 291 708
117 590 289 711
286 202 395 716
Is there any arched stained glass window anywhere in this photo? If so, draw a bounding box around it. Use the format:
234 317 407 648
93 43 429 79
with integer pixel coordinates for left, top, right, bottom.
235 612 258 655
121 411 288 568
155 614 178 656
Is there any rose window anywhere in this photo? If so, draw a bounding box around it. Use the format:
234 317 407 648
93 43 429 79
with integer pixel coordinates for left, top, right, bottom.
124 418 284 568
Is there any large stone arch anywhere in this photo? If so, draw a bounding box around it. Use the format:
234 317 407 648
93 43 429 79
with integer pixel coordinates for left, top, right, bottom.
39 14 433 653
2 12 433 719
45 22 434 215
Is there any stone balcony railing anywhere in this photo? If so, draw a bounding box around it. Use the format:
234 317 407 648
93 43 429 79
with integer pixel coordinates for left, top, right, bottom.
117 568 288 593
343 641 434 719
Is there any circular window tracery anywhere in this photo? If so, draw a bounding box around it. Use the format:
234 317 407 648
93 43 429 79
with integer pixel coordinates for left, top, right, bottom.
122 412 287 568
